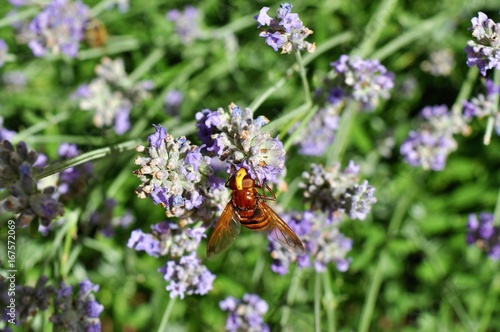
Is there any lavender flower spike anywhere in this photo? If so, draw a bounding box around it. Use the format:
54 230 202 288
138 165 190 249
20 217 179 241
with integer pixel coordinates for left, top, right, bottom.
134 125 213 218
219 293 270 332
464 12 500 76
255 3 315 54
195 103 285 183
27 0 91 57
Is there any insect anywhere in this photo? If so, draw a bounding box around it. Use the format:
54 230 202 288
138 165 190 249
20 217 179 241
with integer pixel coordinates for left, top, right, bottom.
206 168 305 259
84 18 108 48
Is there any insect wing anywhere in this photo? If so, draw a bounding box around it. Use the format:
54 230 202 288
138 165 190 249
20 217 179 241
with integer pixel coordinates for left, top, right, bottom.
259 202 305 255
206 202 241 259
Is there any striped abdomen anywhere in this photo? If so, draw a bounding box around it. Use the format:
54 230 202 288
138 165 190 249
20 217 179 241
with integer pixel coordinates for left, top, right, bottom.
232 189 270 231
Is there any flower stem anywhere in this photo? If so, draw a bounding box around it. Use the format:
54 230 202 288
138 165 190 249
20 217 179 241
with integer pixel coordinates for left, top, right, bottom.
358 171 417 332
0 7 38 29
493 185 500 226
35 139 140 181
478 268 500 332
283 105 319 152
353 0 398 58
11 111 71 144
326 104 357 167
157 297 176 332
370 13 448 61
314 272 322 332
295 51 312 107
322 271 336 332
483 68 500 145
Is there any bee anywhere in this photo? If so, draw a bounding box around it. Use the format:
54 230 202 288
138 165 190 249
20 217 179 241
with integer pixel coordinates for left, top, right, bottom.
84 18 108 48
206 168 305 259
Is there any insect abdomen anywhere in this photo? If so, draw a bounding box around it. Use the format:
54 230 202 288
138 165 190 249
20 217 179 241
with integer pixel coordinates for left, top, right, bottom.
237 204 269 231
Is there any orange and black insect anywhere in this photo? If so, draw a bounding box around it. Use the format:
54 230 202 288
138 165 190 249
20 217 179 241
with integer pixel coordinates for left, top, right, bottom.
206 168 305 259
84 18 108 48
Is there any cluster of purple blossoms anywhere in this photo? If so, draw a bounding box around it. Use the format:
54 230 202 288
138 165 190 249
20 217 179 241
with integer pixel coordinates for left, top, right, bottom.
1 140 64 227
269 210 353 275
465 12 500 76
74 57 153 135
420 49 455 76
295 104 341 156
400 105 468 171
329 55 395 111
0 39 8 67
10 276 56 324
462 79 500 134
158 253 215 299
90 198 134 237
255 3 315 54
26 0 90 57
128 220 205 258
134 124 213 218
466 213 500 260
50 279 104 331
196 103 286 183
164 89 184 115
56 143 94 202
166 6 200 45
300 161 376 221
219 293 269 332
2 276 103 330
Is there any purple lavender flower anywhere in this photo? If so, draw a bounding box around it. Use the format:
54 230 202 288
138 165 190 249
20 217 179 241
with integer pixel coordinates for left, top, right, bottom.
329 55 395 111
421 49 455 76
1 141 64 227
15 276 56 324
464 12 500 76
74 57 153 135
400 105 467 171
158 253 215 299
164 90 184 115
128 220 205 258
90 198 134 237
466 213 500 260
269 210 353 274
195 103 285 183
255 3 315 54
219 293 270 332
300 161 376 221
166 6 199 44
462 79 500 135
134 125 213 218
50 279 104 331
27 0 90 57
295 105 340 156
56 143 94 202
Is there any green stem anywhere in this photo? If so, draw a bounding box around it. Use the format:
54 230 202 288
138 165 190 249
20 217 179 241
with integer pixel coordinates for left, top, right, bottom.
11 112 71 144
295 51 312 107
128 48 165 84
370 13 448 61
314 272 322 332
36 139 140 180
452 67 479 115
483 69 500 145
493 185 500 226
157 297 176 332
326 104 357 167
358 174 416 332
249 31 353 112
322 271 336 332
265 103 309 135
283 105 319 152
353 0 399 58
281 268 304 328
0 7 38 29
478 269 500 332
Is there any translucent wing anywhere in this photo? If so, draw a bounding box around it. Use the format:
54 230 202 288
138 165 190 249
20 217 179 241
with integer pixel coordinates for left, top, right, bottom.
206 202 241 259
258 202 305 255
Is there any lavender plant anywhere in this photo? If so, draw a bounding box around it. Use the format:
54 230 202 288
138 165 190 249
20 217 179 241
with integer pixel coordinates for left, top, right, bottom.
2 2 500 332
